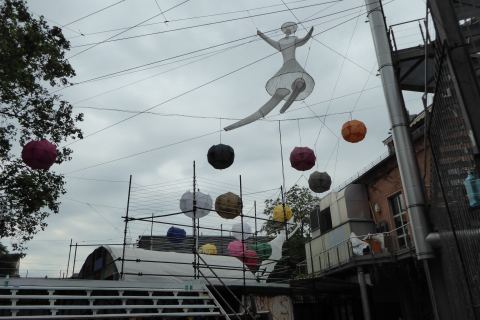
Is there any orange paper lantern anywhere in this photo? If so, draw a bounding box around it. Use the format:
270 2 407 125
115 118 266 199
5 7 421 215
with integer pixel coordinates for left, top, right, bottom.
341 120 367 143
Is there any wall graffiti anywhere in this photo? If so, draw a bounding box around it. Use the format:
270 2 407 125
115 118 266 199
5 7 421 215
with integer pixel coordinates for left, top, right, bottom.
255 295 293 320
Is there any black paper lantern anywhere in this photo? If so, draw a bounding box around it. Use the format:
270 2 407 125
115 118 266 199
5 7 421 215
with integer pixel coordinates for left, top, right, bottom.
308 171 332 193
207 144 235 169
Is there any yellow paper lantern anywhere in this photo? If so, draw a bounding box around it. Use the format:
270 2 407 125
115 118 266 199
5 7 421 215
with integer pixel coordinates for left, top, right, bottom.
199 243 217 255
273 205 293 222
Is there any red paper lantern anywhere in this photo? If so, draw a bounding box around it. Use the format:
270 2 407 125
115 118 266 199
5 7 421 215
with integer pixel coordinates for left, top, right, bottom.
21 140 57 170
242 249 258 270
289 147 316 171
342 120 367 143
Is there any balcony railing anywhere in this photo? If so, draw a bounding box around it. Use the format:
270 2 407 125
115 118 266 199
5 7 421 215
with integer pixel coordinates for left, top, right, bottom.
300 225 414 277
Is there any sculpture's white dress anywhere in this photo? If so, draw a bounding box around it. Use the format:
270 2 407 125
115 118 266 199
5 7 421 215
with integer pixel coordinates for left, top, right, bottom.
265 36 315 101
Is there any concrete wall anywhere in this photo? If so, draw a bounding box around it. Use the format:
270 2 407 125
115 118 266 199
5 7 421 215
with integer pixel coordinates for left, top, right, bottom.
306 184 375 273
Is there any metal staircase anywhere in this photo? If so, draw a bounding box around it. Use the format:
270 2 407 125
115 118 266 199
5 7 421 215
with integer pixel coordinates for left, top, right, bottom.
0 278 230 319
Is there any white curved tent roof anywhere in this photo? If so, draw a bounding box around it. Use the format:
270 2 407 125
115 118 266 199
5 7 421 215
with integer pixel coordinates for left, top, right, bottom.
105 246 258 285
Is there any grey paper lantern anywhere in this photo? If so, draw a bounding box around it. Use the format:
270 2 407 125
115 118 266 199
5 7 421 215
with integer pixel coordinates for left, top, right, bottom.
231 222 252 240
308 171 332 193
180 190 212 219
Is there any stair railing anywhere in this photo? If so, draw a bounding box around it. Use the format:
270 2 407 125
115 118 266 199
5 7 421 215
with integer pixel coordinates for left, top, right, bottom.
196 253 257 320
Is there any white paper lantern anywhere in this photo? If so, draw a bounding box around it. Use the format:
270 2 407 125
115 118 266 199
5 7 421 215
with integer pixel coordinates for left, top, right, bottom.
231 222 252 240
179 190 212 219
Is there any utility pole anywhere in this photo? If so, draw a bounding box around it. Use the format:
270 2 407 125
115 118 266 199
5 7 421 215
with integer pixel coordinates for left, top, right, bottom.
364 0 433 260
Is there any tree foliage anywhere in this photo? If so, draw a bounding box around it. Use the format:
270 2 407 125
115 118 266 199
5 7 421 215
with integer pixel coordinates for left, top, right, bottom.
262 185 318 280
0 0 83 250
262 184 318 236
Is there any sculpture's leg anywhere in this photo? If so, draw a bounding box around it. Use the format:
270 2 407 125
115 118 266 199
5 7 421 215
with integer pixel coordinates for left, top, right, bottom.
279 78 307 114
224 88 290 131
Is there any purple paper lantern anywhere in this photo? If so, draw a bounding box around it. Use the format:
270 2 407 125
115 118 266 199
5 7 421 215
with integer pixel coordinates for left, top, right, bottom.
21 140 57 170
290 147 316 171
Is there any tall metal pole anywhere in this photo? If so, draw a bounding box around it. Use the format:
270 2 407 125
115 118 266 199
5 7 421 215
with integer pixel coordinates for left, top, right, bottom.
66 238 72 278
220 224 224 255
192 161 198 279
240 175 246 288
150 213 154 251
72 243 78 276
254 201 258 248
357 267 372 320
308 225 314 274
281 186 288 241
365 0 433 259
121 175 132 280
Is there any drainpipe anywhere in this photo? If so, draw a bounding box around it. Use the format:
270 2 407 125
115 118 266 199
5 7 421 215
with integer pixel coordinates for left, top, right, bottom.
364 0 434 259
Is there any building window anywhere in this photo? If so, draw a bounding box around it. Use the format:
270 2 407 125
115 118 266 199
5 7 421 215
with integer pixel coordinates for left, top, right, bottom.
389 193 410 249
319 208 332 234
310 206 320 232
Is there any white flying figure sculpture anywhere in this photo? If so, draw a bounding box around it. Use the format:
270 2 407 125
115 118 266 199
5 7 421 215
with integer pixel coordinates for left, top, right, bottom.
225 22 315 131
255 223 300 282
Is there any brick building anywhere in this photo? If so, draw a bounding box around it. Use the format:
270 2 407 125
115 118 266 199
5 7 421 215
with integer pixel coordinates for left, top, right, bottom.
298 110 434 320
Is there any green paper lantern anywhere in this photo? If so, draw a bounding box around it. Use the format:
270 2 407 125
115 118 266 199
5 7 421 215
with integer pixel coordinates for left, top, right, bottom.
252 242 272 260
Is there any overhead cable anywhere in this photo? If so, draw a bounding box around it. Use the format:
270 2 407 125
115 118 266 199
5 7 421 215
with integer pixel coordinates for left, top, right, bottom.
68 0 192 59
64 130 221 174
64 10 373 147
68 0 332 39
65 4 366 88
71 1 345 48
62 0 127 27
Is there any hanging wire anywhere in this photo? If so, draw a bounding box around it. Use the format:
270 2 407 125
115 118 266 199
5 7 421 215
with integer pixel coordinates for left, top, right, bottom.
68 0 192 59
62 0 127 27
245 9 258 30
153 0 169 25
331 139 341 186
219 118 222 143
351 62 378 115
297 119 302 145
278 121 287 203
324 139 340 170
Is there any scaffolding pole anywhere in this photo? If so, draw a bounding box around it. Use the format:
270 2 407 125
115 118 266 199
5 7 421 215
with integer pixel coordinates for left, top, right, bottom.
120 175 132 280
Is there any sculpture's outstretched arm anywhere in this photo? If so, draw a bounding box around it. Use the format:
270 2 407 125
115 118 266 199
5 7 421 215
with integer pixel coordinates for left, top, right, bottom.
257 30 280 51
296 27 314 47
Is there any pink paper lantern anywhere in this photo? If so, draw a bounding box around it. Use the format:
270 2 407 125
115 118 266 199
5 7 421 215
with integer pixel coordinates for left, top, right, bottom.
289 147 316 171
21 140 57 170
227 240 246 257
227 241 259 270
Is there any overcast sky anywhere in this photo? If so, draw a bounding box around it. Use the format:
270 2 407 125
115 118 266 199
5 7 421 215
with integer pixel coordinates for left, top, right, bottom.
12 0 428 277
